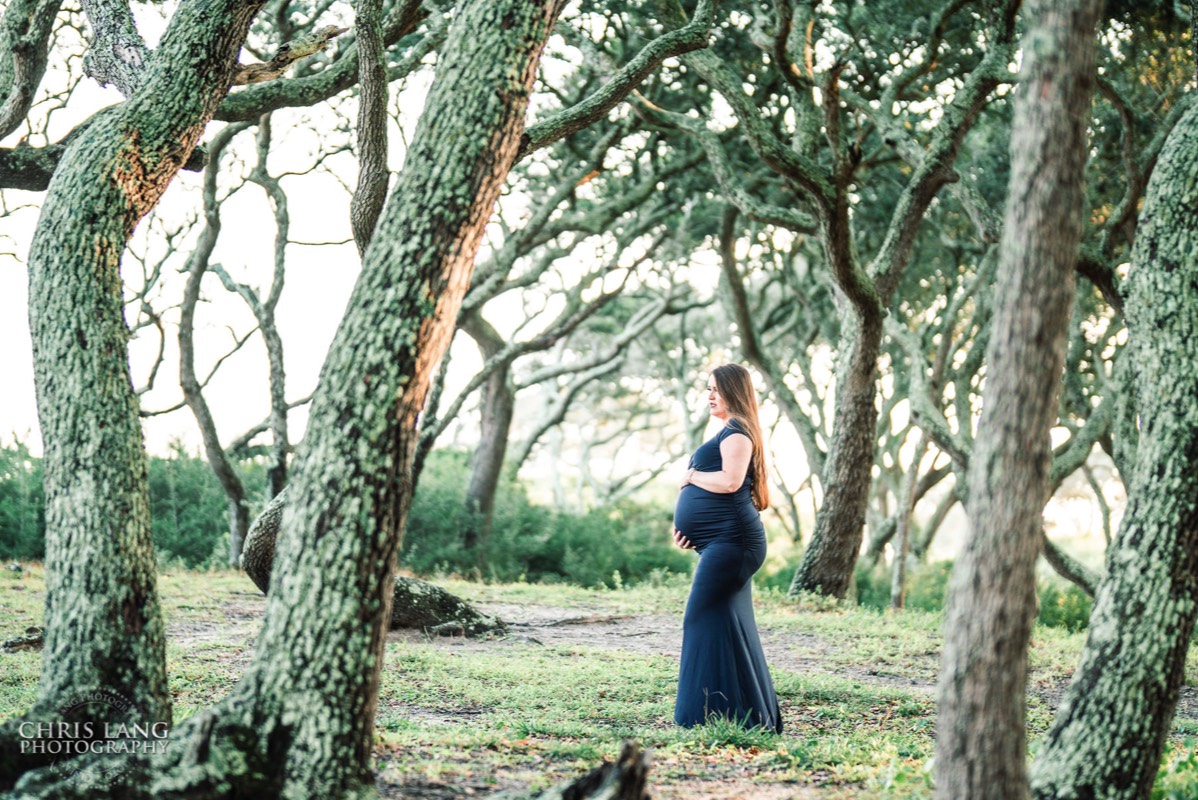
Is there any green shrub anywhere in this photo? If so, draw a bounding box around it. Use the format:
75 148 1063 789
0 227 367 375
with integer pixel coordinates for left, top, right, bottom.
402 450 692 586
852 560 952 613
0 439 44 560
0 438 266 568
852 557 1093 631
1036 580 1093 633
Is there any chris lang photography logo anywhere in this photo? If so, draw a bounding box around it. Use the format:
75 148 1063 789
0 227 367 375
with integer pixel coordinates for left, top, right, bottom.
18 689 170 784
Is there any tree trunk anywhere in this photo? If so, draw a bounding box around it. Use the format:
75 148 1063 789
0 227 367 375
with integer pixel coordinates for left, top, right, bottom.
1029 93 1198 800
890 435 926 610
0 0 62 139
178 125 251 567
460 310 515 568
262 304 289 500
935 2 1100 797
0 0 266 788
788 316 882 598
1041 531 1099 598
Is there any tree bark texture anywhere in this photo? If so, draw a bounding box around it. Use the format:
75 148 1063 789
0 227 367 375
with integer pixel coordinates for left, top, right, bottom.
350 0 388 255
788 315 882 598
1 0 267 789
934 2 1101 798
9 4 566 797
214 1 560 790
0 0 61 139
1029 96 1198 800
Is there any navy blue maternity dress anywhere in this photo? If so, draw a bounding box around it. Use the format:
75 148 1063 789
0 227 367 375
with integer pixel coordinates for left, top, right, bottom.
673 419 783 732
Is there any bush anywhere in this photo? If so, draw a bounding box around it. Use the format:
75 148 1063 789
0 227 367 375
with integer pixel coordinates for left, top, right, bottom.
0 439 44 560
1036 580 1093 633
852 560 953 613
753 550 802 594
0 438 266 568
852 555 1094 631
402 450 693 586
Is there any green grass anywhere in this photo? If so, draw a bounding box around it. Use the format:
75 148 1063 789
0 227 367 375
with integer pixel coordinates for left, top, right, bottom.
3 564 1198 797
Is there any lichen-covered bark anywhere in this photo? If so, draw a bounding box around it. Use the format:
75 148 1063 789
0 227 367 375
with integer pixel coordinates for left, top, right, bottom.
389 577 506 636
15 2 560 796
223 1 561 791
350 0 388 255
1029 97 1198 800
0 7 435 193
0 0 62 139
80 0 149 97
214 2 430 124
240 488 285 592
934 2 1101 797
1 0 267 789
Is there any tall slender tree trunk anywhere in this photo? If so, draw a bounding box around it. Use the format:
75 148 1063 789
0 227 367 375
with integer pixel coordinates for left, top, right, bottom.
890 435 926 609
179 124 252 567
935 2 1101 797
1029 90 1198 800
262 305 289 499
0 0 268 788
460 311 515 568
788 316 882 597
10 3 563 796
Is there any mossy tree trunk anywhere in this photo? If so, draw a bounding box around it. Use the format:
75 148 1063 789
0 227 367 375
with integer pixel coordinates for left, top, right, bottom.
934 1 1101 797
1029 86 1198 800
0 0 266 788
188 3 560 792
0 0 61 139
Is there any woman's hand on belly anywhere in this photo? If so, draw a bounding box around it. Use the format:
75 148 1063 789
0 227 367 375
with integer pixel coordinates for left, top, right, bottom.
673 527 694 550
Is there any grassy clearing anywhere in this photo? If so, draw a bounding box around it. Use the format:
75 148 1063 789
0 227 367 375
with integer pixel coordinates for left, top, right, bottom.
2 564 1198 797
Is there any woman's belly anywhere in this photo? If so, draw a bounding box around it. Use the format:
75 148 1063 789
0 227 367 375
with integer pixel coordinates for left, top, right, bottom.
674 485 762 548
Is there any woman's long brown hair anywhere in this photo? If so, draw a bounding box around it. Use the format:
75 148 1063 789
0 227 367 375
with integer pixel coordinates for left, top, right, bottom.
712 364 770 510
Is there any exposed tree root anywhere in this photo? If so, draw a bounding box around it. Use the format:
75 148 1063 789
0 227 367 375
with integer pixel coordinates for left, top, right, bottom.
241 489 506 637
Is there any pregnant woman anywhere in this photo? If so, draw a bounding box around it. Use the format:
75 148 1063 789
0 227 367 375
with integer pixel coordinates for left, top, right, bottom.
673 364 782 732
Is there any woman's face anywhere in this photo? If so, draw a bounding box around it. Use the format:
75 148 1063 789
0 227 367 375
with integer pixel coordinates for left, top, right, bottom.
707 377 729 420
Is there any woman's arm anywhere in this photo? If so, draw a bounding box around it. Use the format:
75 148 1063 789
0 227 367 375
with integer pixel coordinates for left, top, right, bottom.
682 433 752 493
